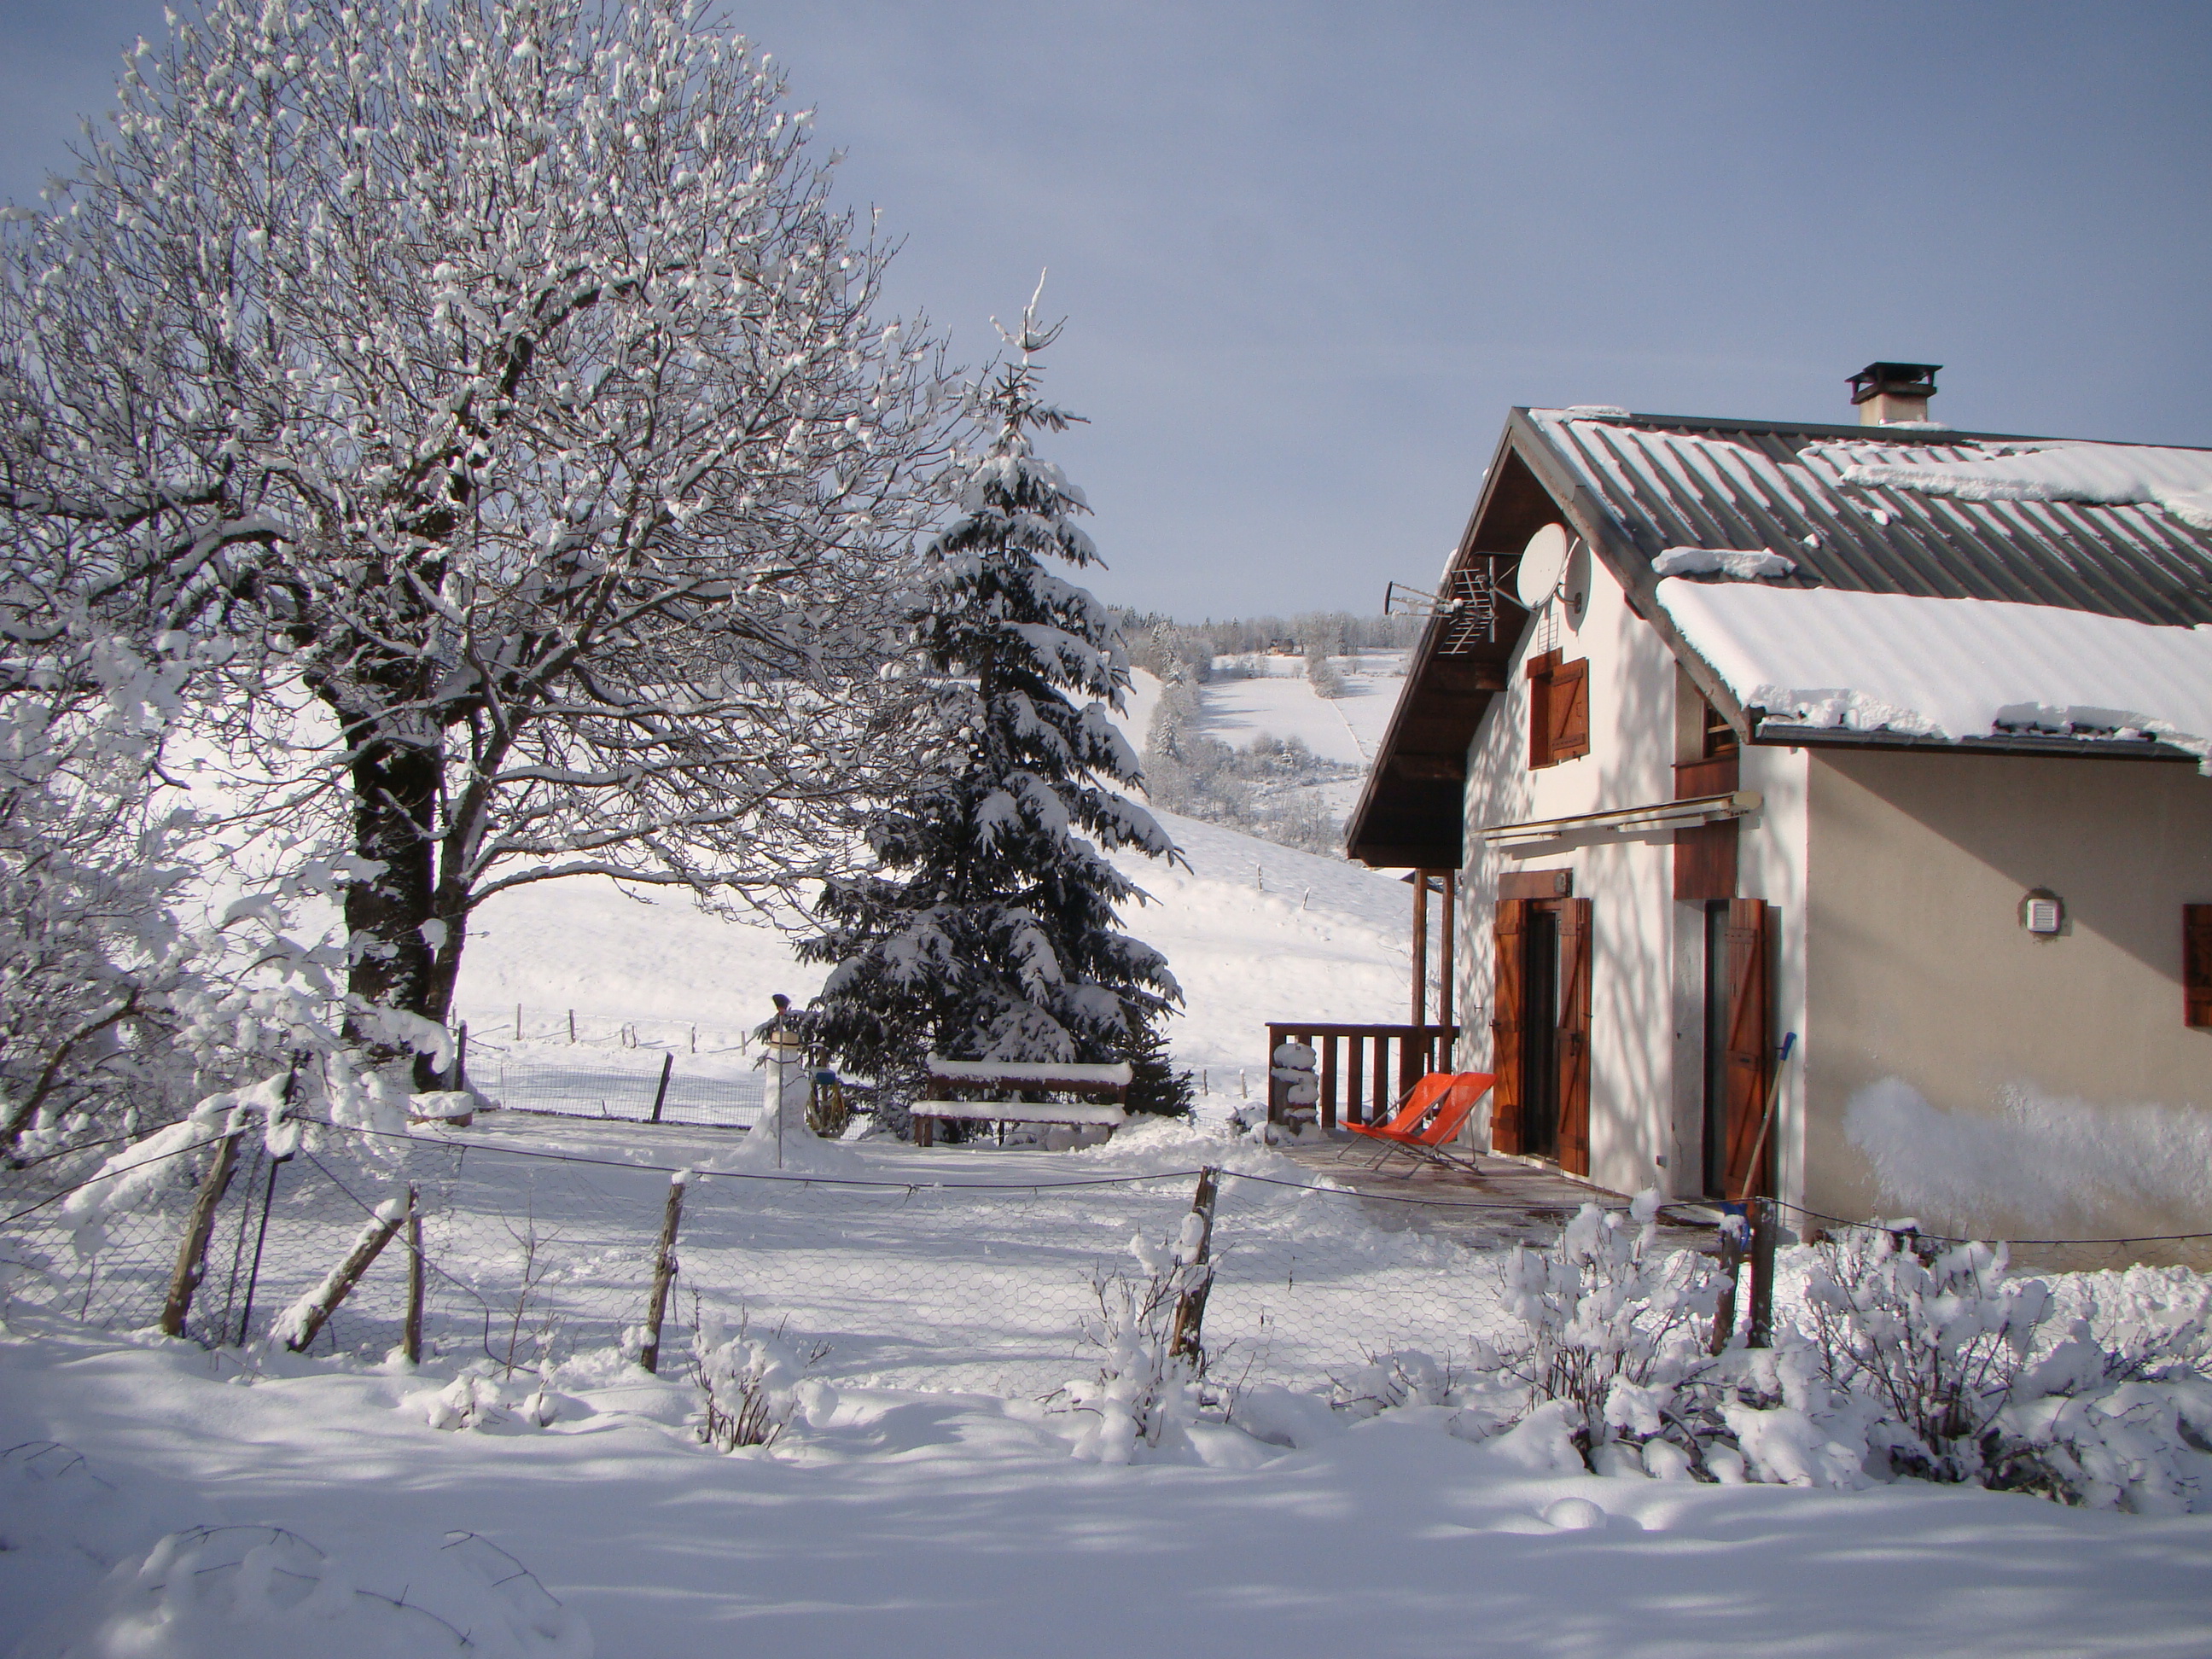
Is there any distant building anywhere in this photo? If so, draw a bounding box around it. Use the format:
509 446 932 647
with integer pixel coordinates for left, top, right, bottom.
1348 364 2212 1249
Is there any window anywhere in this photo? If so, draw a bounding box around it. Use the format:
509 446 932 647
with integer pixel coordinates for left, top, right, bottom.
1527 649 1590 769
2186 905 2212 1027
1702 695 1738 759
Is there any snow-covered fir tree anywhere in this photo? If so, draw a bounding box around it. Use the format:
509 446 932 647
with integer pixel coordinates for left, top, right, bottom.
800 304 1184 1115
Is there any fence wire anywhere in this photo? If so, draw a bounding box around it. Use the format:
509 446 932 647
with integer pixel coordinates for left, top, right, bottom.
18 1121 2198 1401
0 1128 1519 1395
482 1051 764 1128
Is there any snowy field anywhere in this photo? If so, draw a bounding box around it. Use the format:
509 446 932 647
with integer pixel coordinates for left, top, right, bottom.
8 1115 2212 1657
1199 650 1406 765
452 802 1418 1096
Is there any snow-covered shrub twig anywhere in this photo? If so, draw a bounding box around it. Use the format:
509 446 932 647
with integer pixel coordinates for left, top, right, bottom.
1803 1230 2046 1482
690 1301 830 1452
1060 1223 1215 1463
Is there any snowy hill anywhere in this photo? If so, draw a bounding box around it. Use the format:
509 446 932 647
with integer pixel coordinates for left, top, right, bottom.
452 803 1413 1080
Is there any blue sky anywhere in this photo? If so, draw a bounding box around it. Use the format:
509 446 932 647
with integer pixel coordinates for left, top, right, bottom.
4 1 2207 616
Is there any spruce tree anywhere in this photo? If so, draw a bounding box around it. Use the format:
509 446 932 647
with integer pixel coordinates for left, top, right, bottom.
800 305 1184 1118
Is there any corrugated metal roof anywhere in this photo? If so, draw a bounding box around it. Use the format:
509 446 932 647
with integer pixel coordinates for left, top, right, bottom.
1523 410 2212 627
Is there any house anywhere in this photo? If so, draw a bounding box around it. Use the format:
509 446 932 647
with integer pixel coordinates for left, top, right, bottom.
1344 364 2212 1249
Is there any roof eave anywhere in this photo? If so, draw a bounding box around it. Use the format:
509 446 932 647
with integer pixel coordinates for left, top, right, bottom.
1342 422 1530 869
1751 722 2205 764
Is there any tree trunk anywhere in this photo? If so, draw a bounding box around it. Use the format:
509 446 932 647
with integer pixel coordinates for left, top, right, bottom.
341 730 447 1086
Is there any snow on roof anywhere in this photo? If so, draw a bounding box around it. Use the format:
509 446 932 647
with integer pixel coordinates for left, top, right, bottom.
1836 442 2212 533
1651 547 1797 580
1655 578 2212 769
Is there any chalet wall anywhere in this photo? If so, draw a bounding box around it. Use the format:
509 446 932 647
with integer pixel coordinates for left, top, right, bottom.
1455 542 1683 1197
1805 748 2212 1239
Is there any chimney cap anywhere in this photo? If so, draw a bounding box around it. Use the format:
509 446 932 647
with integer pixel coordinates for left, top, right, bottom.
1848 361 1941 405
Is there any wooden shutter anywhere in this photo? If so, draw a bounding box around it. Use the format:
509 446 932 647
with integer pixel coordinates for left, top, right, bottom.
1526 650 1560 770
1720 898 1774 1198
1556 897 1593 1176
1674 753 1740 902
2187 905 2212 1027
1490 899 1527 1152
1549 659 1591 762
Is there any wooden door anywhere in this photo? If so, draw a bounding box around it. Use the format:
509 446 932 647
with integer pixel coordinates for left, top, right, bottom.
1720 898 1774 1197
1489 899 1526 1152
1557 897 1593 1177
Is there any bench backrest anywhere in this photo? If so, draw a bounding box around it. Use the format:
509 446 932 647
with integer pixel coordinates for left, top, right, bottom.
923 1056 1131 1102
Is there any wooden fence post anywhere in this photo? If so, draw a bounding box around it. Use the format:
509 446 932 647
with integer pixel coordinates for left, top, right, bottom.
159 1126 244 1338
649 1051 674 1124
282 1198 407 1351
1746 1197 1777 1349
1167 1166 1220 1367
638 1171 688 1374
1708 1207 1748 1354
403 1185 425 1365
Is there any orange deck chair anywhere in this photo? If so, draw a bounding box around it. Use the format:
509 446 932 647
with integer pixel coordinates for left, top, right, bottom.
1351 1072 1495 1175
1347 1071 1458 1142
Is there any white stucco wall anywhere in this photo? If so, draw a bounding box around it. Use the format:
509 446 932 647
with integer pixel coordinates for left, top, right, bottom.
1456 547 1697 1197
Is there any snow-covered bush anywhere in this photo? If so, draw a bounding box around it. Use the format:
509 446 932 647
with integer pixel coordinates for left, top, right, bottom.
1331 1348 1460 1417
1803 1230 2048 1482
424 1371 504 1433
0 631 213 1160
1063 1225 1214 1463
691 1309 831 1452
1494 1194 1724 1470
1804 1229 2212 1509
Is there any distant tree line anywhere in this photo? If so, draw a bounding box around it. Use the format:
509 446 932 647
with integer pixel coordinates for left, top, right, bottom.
1111 609 1418 686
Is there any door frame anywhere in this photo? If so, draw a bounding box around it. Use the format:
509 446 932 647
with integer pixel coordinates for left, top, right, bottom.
1491 894 1592 1176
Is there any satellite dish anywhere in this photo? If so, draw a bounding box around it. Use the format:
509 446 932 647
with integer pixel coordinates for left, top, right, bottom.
1515 523 1570 610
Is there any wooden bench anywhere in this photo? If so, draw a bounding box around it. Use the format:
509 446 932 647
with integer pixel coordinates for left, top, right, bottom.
913 1057 1132 1148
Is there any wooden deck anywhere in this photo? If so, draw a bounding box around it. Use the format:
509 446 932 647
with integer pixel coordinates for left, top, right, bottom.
1274 1133 1721 1255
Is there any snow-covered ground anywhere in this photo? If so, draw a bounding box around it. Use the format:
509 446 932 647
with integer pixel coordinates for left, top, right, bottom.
8 1115 2211 1658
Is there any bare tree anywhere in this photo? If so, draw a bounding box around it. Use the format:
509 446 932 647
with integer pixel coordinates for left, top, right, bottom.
0 0 952 1079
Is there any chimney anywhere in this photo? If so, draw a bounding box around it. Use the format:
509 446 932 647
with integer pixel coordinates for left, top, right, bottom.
1848 361 1940 426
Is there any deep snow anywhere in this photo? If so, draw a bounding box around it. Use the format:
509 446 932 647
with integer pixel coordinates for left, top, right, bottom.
8 1121 2212 1659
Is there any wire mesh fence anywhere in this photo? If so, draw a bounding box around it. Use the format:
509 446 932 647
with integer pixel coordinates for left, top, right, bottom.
1 1126 1518 1396
479 1051 765 1128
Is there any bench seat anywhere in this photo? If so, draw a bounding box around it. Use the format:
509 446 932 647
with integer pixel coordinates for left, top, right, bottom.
911 1098 1129 1127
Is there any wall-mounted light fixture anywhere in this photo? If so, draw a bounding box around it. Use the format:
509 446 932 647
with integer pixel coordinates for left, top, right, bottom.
2021 888 2064 937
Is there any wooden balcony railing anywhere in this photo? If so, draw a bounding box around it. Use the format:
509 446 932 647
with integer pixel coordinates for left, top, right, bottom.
1265 1022 1461 1130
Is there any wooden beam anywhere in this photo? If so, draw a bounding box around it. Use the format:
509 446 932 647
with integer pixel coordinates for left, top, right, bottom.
1388 754 1466 782
1348 843 1459 870
1441 870 1456 1033
1410 870 1429 1024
